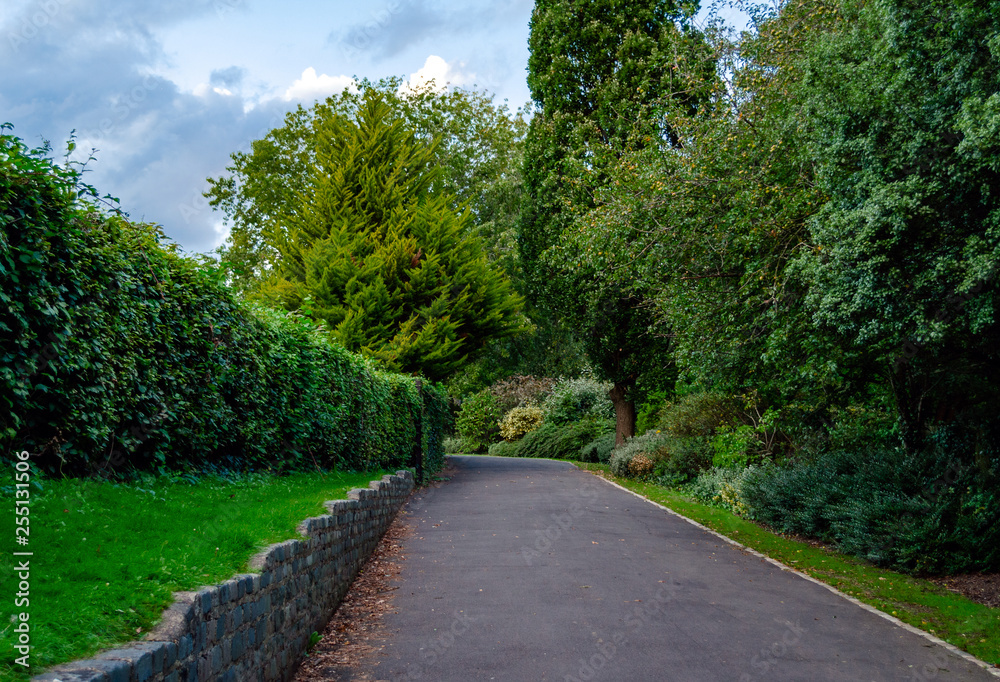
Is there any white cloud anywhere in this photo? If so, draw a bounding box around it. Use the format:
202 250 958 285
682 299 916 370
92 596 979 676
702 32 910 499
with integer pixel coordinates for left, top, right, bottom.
282 67 355 102
191 83 236 97
401 55 475 94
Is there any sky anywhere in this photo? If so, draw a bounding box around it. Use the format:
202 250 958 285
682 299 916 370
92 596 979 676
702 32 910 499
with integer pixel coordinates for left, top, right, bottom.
1 0 746 255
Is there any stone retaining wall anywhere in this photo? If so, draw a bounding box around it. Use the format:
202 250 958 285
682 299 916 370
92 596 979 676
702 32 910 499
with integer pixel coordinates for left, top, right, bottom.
34 470 415 682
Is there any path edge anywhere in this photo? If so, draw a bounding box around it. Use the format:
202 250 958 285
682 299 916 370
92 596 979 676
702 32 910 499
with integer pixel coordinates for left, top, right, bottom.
582 467 1000 678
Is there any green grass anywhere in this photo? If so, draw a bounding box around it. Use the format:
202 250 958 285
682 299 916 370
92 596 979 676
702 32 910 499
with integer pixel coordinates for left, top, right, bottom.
1 469 387 681
572 461 1000 669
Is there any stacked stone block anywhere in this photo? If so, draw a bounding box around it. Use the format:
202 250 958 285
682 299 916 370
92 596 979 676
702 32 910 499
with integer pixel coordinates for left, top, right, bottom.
33 470 415 682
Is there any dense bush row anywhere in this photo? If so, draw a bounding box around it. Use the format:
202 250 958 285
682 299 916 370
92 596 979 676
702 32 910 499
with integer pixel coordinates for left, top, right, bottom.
1 131 447 477
689 425 1000 575
604 389 1000 575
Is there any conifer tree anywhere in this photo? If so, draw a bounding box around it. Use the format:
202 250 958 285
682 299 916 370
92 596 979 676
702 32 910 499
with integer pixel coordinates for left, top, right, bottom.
259 92 524 382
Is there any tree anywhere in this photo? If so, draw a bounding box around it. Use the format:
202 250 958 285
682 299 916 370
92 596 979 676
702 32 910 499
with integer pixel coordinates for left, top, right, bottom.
785 0 1000 450
587 0 1000 451
256 90 525 382
577 0 835 416
519 0 712 444
207 77 529 295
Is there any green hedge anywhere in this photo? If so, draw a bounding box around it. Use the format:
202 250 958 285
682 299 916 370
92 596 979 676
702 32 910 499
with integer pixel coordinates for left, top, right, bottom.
1 129 446 477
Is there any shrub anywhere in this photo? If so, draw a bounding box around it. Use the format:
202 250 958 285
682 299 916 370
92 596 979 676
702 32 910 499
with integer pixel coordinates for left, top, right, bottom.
736 425 1000 574
609 431 672 477
488 375 557 414
499 405 544 442
487 440 520 457
653 436 714 486
443 436 465 454
636 390 672 435
629 454 655 477
579 432 617 464
511 418 612 460
455 390 503 453
1 130 448 477
710 425 758 468
542 377 614 425
658 392 738 438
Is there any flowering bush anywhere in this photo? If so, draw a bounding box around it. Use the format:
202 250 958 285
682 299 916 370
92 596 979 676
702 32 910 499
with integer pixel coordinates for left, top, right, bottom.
499 405 544 442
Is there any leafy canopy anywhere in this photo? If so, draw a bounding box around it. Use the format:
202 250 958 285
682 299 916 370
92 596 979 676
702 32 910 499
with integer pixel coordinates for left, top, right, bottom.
519 0 711 441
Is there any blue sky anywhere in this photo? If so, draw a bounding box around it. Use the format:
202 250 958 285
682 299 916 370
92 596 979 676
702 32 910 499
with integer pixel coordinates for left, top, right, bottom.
1 0 745 254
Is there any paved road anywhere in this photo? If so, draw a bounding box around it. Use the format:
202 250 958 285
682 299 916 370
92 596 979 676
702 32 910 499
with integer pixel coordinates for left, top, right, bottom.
358 455 998 681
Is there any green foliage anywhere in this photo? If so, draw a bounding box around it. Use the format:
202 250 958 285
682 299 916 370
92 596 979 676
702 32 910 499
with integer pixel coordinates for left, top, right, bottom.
657 392 738 438
654 436 714 486
501 418 612 460
699 424 1000 574
0 129 445 476
608 431 671 478
519 0 710 441
498 405 544 442
419 381 450 477
442 436 465 455
783 0 1000 448
711 425 758 469
487 439 520 458
444 316 588 398
487 374 556 414
207 77 531 294
541 377 614 426
579 432 617 464
636 390 672 436
254 90 524 382
454 390 502 453
585 0 1000 448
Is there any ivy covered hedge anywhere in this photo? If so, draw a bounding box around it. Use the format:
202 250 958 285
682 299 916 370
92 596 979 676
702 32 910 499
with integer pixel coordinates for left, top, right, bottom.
1 129 447 477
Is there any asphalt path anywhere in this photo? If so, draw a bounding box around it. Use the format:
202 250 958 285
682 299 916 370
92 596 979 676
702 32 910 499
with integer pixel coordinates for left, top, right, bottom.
357 455 998 681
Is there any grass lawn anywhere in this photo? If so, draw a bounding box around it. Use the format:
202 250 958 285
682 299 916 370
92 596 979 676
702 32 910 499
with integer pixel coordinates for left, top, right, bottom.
571 461 1000 669
1 469 389 681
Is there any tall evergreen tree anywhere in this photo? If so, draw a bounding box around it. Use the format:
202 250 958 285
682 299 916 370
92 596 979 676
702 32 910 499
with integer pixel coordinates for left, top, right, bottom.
258 91 524 382
207 77 529 295
519 0 710 443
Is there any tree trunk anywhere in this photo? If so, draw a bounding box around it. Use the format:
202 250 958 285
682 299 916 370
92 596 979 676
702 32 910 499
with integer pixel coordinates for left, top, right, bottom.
608 382 636 447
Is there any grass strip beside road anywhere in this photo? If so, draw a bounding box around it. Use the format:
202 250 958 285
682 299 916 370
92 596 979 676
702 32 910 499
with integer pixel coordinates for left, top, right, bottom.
1 469 389 680
572 461 1000 669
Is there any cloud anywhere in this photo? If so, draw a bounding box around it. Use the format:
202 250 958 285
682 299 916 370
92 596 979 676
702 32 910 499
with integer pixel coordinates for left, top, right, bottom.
0 0 533 254
401 55 475 94
282 67 356 103
210 66 247 90
0 0 296 254
331 0 532 61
